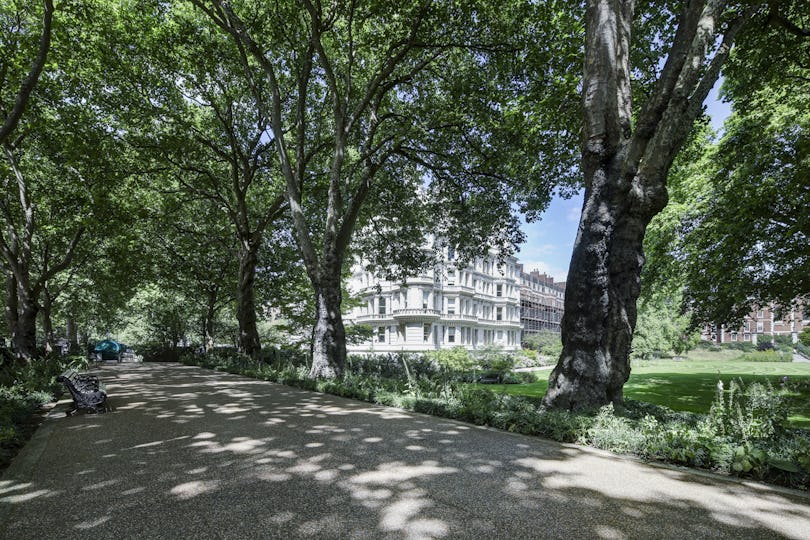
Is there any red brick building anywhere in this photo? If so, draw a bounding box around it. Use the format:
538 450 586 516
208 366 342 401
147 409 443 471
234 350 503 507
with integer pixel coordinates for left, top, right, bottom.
702 303 808 344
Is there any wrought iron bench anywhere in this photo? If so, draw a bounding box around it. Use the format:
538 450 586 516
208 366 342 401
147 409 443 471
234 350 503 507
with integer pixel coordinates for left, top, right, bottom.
477 372 503 384
57 369 108 415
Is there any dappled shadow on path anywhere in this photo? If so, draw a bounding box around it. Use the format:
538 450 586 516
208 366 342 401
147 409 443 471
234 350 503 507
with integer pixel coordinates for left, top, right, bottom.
1 363 809 539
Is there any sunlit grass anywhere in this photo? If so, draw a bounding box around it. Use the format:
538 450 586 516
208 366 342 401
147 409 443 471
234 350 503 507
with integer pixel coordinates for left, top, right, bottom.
492 357 810 428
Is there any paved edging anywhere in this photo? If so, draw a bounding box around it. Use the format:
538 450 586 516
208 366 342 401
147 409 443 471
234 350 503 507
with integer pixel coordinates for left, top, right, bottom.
0 400 69 534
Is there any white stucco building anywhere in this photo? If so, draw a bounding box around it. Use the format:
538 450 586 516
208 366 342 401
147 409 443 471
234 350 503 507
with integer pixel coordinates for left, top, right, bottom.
345 249 522 352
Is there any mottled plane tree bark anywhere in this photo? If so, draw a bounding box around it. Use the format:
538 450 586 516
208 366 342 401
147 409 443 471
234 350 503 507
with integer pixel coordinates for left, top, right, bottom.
544 0 808 409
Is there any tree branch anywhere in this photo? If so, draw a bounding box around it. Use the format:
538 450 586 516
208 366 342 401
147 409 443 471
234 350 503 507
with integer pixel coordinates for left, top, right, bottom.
0 0 54 146
35 226 84 297
626 0 707 170
767 1 810 37
195 0 320 275
641 8 750 181
582 0 634 163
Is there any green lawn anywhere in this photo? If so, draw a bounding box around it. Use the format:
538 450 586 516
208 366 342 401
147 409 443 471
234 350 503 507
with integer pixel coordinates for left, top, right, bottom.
495 357 810 428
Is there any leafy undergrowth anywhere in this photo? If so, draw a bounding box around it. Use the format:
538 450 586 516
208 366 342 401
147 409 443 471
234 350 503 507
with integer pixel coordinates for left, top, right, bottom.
180 350 810 491
0 354 90 472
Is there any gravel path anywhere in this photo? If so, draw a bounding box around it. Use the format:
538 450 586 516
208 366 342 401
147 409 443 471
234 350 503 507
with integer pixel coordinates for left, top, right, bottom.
1 363 808 539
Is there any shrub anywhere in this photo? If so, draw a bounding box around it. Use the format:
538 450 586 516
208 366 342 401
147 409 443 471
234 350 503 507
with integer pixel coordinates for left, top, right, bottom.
723 341 756 352
0 354 89 395
696 340 722 352
427 347 476 372
0 355 86 470
514 349 544 368
499 372 524 384
773 335 794 351
475 345 515 376
257 346 308 368
705 379 789 441
518 371 540 384
729 443 769 478
800 327 810 347
523 331 563 359
135 344 193 362
347 352 442 380
735 350 791 362
588 404 646 454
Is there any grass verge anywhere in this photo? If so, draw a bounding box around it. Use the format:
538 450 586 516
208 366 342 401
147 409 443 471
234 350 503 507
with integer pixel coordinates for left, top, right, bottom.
492 359 810 428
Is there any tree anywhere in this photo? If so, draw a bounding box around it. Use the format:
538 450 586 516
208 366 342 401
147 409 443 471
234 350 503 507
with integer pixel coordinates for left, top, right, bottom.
0 0 55 354
192 0 562 378
543 1 808 409
121 284 196 349
143 194 238 351
1 0 138 359
644 63 809 331
107 3 287 355
632 291 698 360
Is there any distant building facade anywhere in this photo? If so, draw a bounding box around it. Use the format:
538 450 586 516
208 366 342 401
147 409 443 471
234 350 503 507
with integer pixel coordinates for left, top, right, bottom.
702 303 808 344
518 265 565 340
345 249 522 352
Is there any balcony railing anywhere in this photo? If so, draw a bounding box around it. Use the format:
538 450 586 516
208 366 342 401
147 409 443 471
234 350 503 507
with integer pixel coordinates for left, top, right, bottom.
354 313 395 322
443 313 479 323
479 319 522 328
392 308 441 321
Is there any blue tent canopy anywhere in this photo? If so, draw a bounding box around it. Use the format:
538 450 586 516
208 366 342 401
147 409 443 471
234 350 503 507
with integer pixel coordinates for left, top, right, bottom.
94 339 127 360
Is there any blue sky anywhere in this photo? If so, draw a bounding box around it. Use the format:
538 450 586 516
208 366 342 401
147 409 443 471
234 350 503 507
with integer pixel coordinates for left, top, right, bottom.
516 81 732 282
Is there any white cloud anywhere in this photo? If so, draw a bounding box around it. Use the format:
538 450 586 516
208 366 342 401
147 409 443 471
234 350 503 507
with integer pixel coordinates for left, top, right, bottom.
566 205 581 223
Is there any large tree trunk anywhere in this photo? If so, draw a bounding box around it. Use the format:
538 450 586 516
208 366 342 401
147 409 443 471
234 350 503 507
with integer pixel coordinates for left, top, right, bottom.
13 292 38 360
542 0 746 410
203 289 217 352
66 316 78 352
310 270 346 379
41 291 54 355
236 244 261 356
4 271 17 342
543 165 664 409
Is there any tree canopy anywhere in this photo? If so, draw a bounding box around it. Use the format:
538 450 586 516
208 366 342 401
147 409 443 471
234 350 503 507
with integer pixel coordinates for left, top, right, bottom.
643 75 809 328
